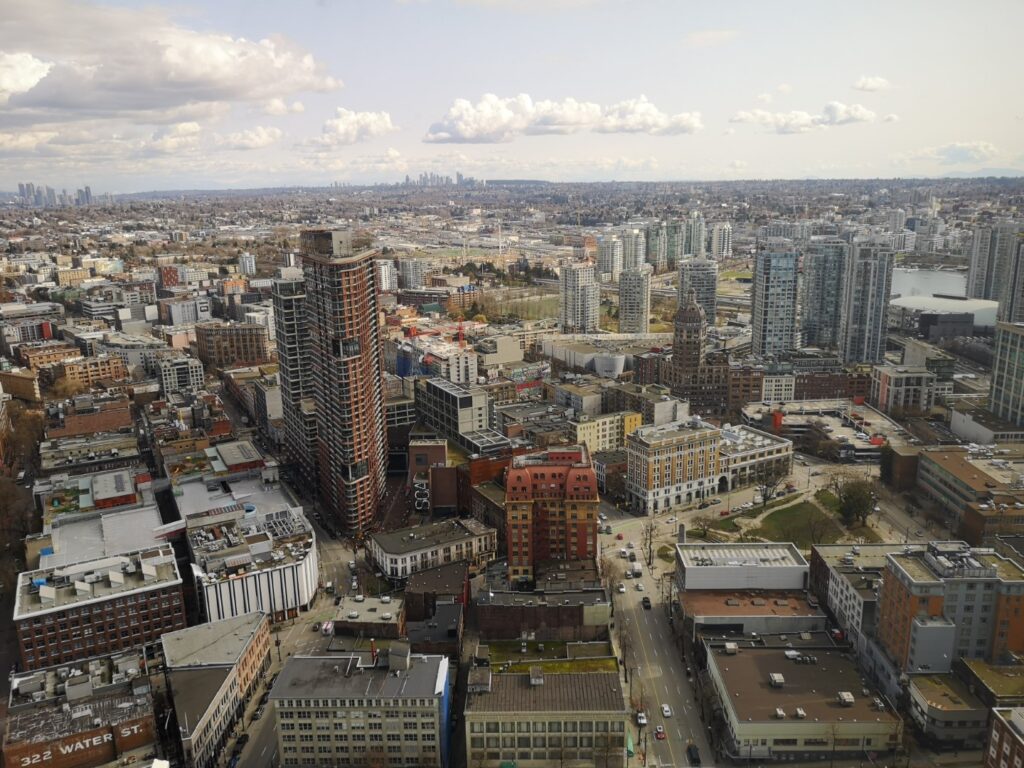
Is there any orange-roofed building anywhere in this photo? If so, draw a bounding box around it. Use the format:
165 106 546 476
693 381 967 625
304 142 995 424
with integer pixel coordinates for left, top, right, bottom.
504 445 600 582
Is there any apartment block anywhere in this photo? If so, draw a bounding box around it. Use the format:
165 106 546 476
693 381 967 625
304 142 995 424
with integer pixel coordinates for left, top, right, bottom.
568 410 642 453
159 355 205 395
870 364 938 415
270 649 450 768
986 707 1024 768
13 546 185 670
992 322 1024 427
368 518 497 581
415 377 511 456
195 321 272 369
504 446 600 581
58 354 129 387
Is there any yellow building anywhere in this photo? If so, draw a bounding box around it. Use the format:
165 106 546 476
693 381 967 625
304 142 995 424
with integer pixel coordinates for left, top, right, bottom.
55 268 90 287
568 410 642 453
626 418 721 515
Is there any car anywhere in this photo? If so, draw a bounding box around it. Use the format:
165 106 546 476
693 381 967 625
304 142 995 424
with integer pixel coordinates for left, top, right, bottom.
662 704 672 717
635 582 644 591
655 726 666 740
604 525 613 534
641 596 652 609
260 691 270 705
616 532 624 540
617 583 626 594
628 552 637 562
627 541 635 549
598 512 607 521
709 498 722 506
686 743 702 766
237 734 250 748
636 712 647 726
311 622 321 632
698 501 711 509
348 561 356 570
252 706 264 721
719 509 730 516
334 595 342 606
666 516 677 523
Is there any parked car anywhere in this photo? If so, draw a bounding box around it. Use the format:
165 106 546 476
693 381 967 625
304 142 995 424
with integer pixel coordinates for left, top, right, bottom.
655 725 666 740
237 734 250 748
641 596 652 609
311 622 321 632
635 582 644 591
616 532 625 540
617 583 626 594
686 743 702 766
662 704 672 717
698 500 711 509
252 706 264 721
636 712 647 726
709 498 721 506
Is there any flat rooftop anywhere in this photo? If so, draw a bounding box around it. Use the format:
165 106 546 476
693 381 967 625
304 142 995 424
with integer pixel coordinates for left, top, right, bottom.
719 425 791 456
961 659 1024 699
630 419 719 446
15 545 180 620
466 672 625 714
371 518 492 556
742 400 911 450
709 647 900 725
682 591 823 619
168 667 231 740
888 541 1024 584
477 589 608 607
334 595 403 624
162 612 266 668
269 654 447 702
678 542 808 569
922 448 1024 492
41 506 168 569
406 561 468 595
911 675 985 712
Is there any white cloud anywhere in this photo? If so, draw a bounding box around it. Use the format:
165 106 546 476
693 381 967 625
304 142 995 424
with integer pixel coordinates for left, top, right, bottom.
425 93 701 143
0 130 57 152
883 113 900 123
853 75 891 92
683 29 739 48
1 1 339 125
317 107 398 145
756 93 773 104
263 98 305 116
730 101 876 134
906 141 999 165
729 160 747 170
144 122 201 154
0 52 52 105
218 126 282 150
776 83 792 94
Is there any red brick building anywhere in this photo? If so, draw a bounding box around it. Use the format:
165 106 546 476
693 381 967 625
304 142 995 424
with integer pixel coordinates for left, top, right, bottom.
504 446 600 581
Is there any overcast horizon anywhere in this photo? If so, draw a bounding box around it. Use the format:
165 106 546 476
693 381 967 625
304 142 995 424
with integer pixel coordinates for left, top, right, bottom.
2 0 1022 194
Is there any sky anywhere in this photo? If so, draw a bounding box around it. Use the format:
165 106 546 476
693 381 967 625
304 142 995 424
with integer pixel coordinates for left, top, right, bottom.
1 0 1022 193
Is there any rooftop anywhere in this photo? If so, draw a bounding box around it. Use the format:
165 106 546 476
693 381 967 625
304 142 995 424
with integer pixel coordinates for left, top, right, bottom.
41 505 169 569
371 518 493 556
961 659 1024 699
333 595 403 625
630 418 719 447
922 448 1024 493
677 542 808 569
15 545 181 620
910 675 985 712
466 672 626 714
719 424 792 456
682 591 824 619
6 652 151 747
168 667 232 740
162 612 267 669
888 541 1024 584
269 654 447 702
405 561 469 595
709 646 899 725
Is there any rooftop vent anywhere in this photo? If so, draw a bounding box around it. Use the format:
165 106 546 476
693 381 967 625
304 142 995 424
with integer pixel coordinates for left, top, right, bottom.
838 691 855 707
769 673 785 688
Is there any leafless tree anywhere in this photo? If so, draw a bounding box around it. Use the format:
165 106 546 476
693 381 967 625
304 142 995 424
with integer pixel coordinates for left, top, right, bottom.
752 461 790 512
692 516 713 538
640 520 657 568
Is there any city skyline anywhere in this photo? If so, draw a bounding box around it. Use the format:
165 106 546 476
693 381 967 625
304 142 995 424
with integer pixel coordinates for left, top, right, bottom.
1 0 1023 192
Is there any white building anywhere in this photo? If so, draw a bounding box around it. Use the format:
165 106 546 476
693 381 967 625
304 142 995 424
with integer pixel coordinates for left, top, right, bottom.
761 374 795 402
678 257 718 321
238 252 257 276
685 210 707 257
368 518 497 581
243 304 276 342
596 235 623 282
375 258 398 292
559 261 600 334
710 222 733 259
675 542 808 592
159 355 205 395
398 257 432 289
618 266 651 334
620 228 646 271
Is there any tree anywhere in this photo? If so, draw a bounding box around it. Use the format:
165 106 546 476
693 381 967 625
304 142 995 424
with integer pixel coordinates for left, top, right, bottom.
692 516 713 538
837 478 875 527
7 402 43 471
640 520 657 568
751 461 789 512
51 377 87 399
879 443 895 487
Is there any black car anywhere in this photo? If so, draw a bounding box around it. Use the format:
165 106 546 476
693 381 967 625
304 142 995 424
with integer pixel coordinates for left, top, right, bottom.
628 552 637 562
641 596 652 610
686 743 701 766
237 733 250 748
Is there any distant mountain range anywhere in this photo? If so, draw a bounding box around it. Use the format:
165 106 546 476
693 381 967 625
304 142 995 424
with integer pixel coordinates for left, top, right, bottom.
939 168 1024 178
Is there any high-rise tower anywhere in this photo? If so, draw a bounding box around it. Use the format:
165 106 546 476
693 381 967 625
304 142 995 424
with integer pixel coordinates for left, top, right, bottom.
710 222 732 260
597 235 623 282
684 211 707 258
837 243 894 364
559 261 600 334
618 265 652 334
678 258 718 324
800 239 847 349
302 230 387 537
751 244 799 357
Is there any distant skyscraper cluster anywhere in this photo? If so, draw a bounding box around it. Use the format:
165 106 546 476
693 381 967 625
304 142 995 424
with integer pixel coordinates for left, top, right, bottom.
16 181 103 208
401 171 477 187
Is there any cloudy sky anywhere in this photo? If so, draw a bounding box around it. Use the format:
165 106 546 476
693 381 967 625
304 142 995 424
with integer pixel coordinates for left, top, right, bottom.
1 0 1021 192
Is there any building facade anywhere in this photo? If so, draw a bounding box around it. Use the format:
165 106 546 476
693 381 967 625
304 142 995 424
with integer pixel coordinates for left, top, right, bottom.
626 418 721 514
504 446 600 581
677 257 718 323
559 261 600 334
751 246 799 357
800 239 846 349
991 322 1024 427
369 518 497 581
596 235 623 282
870 365 938 415
838 244 895 364
159 356 204 395
302 230 388 537
568 410 643 453
617 265 651 334
194 322 272 369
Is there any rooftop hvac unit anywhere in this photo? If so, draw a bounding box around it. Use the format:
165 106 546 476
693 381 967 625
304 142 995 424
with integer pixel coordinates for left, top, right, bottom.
769 673 785 688
724 642 738 655
837 691 855 707
795 708 806 719
775 708 786 720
